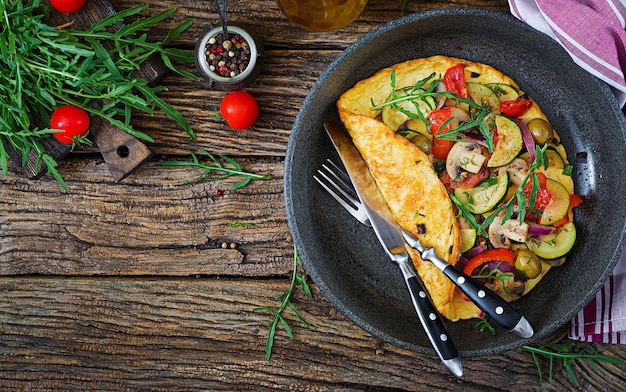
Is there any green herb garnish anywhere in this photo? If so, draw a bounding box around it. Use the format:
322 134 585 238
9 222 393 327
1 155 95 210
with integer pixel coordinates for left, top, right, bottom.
1 1 197 189
370 71 495 151
159 150 269 190
254 245 312 360
474 315 496 335
452 144 549 237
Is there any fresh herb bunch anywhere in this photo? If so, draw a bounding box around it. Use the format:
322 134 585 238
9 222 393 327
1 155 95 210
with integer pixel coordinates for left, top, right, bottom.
254 245 312 361
0 0 197 186
159 150 269 190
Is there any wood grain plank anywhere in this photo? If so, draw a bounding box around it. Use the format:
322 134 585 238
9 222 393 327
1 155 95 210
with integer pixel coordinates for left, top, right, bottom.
109 0 510 48
1 277 624 391
0 157 291 276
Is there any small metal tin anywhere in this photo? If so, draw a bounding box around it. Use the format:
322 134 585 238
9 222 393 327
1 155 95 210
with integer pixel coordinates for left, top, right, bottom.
195 25 263 91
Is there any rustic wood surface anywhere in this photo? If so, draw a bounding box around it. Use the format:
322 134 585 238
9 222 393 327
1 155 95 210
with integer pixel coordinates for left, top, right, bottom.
1 0 625 390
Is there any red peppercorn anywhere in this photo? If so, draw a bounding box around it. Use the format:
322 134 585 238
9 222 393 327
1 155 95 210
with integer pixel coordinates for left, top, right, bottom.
216 47 224 53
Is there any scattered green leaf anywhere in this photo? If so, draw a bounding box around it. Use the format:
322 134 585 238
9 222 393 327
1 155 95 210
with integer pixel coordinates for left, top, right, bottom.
228 222 259 228
474 315 496 335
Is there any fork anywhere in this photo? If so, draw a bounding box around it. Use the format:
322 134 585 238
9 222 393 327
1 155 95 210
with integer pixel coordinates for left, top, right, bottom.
313 159 371 226
314 158 534 339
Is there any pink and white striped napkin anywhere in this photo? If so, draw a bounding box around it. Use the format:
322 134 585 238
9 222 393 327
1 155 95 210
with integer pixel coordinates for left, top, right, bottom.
509 0 626 107
509 0 626 344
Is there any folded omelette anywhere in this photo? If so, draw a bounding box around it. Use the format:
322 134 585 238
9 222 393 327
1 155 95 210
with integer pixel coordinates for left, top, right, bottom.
336 55 570 321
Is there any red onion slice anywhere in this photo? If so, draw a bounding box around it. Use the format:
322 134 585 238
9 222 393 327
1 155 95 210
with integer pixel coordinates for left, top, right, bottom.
528 222 556 237
518 118 536 163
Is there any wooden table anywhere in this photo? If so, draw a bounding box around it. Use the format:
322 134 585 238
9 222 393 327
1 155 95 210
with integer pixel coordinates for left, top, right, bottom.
1 0 625 390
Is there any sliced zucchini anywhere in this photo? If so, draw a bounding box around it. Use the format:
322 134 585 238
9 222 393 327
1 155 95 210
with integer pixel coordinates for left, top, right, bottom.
467 82 500 128
520 147 564 169
460 228 477 253
381 87 435 131
487 115 523 168
454 170 509 214
486 83 520 101
540 166 575 194
528 222 576 259
539 179 570 225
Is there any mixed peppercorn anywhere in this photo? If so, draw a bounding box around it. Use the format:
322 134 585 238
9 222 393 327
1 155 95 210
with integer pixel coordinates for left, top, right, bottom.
204 32 251 78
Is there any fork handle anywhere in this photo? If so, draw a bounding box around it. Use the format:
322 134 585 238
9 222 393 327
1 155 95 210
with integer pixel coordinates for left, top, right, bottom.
440 264 534 338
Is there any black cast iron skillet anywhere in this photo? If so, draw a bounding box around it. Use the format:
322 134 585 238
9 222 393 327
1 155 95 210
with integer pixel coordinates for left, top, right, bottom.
284 8 626 356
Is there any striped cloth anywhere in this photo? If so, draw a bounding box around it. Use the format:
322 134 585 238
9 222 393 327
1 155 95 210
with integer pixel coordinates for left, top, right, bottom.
509 0 626 107
509 0 626 344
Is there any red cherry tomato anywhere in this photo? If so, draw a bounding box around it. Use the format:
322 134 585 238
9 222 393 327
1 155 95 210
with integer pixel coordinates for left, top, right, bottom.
428 107 455 160
49 0 86 14
500 98 533 117
522 172 553 220
219 91 259 130
443 63 467 98
50 105 90 144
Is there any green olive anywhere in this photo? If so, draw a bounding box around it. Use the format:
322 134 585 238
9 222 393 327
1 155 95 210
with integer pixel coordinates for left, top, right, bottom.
408 133 431 154
515 249 542 279
527 118 554 145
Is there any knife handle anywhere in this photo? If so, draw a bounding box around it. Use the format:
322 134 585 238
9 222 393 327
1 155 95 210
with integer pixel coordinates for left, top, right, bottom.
396 257 463 378
404 275 460 361
441 265 534 338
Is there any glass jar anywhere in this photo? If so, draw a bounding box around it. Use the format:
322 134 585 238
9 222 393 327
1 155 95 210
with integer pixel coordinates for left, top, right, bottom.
276 0 368 32
195 25 263 90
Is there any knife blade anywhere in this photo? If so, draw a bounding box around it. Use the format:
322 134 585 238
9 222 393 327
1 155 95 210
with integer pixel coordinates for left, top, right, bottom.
323 121 463 378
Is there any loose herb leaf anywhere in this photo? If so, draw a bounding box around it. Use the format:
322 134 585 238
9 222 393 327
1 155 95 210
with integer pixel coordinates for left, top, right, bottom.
228 222 259 228
253 245 312 361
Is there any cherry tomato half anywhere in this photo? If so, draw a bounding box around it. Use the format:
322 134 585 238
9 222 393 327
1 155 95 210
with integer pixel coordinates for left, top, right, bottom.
443 63 467 98
219 91 259 130
500 98 533 117
428 107 455 160
49 0 87 14
50 105 90 145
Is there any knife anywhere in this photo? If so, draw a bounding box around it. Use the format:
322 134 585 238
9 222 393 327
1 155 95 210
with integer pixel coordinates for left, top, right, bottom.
323 121 463 378
400 229 534 338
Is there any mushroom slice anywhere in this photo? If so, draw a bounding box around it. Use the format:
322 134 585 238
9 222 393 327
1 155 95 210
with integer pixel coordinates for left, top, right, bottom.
446 141 487 180
488 209 529 248
502 158 528 186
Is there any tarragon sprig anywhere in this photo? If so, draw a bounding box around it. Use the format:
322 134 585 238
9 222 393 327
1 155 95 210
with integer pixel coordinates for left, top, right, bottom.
521 342 626 386
159 150 269 190
254 245 312 360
